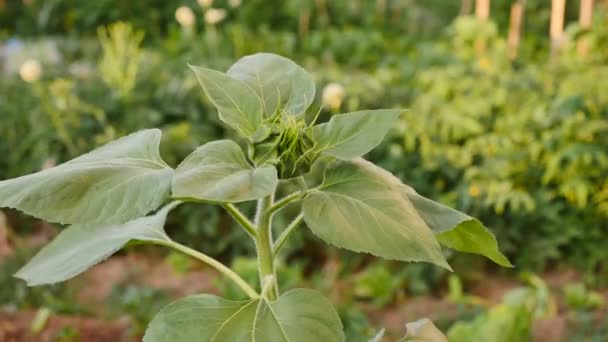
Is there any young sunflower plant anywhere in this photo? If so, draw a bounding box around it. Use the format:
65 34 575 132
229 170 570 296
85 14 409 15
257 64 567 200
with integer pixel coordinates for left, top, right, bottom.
1 53 511 341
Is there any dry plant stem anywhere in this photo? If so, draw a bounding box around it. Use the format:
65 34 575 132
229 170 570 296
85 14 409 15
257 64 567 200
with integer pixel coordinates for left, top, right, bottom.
255 195 279 300
223 203 257 238
155 239 258 299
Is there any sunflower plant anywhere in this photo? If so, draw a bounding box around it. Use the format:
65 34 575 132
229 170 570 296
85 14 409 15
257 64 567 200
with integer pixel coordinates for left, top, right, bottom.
1 53 510 341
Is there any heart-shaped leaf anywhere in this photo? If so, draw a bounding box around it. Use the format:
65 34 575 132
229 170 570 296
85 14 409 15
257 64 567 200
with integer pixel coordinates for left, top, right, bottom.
172 140 278 203
14 202 179 286
190 65 264 138
403 187 512 267
144 288 344 342
227 53 315 118
303 159 450 269
0 129 173 225
312 110 402 159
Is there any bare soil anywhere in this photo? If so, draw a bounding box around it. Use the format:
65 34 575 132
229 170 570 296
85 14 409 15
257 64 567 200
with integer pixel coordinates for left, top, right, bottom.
1 250 606 341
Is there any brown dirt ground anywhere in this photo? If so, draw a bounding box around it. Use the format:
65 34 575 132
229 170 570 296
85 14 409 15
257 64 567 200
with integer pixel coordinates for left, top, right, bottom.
1 251 606 341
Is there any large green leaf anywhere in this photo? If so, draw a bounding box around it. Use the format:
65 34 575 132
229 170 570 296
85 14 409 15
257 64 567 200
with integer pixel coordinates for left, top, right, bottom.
403 187 512 267
172 140 278 203
15 202 178 286
0 129 173 225
302 159 450 269
143 288 344 342
311 110 401 159
190 65 264 137
227 53 315 118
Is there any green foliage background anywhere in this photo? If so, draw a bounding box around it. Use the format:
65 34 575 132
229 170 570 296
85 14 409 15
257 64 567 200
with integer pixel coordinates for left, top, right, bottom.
3 0 607 276
1 0 608 339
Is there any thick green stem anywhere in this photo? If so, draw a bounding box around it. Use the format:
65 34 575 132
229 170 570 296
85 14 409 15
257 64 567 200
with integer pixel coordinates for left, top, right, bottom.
156 239 258 299
255 195 279 300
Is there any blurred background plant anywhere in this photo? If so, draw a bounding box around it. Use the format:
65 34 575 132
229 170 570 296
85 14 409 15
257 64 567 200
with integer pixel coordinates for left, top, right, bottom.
1 0 608 340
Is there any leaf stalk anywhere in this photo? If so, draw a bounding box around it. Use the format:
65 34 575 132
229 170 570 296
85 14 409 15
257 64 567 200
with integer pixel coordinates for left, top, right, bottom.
223 203 257 238
273 213 304 257
156 240 258 299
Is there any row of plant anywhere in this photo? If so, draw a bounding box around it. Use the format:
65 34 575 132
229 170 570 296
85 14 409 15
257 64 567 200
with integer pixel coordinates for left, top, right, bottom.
2 7 608 280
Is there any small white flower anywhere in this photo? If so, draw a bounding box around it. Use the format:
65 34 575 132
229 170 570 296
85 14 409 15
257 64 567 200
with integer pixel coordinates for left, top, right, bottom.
197 0 214 8
229 0 242 8
205 8 227 25
322 83 346 110
175 6 196 28
19 59 42 83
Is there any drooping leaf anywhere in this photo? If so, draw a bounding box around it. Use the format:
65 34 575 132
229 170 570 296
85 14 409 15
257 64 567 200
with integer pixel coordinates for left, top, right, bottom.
0 129 173 225
403 187 512 267
143 288 344 342
311 110 402 159
172 140 278 203
227 53 315 118
14 202 179 286
302 159 450 269
190 65 264 137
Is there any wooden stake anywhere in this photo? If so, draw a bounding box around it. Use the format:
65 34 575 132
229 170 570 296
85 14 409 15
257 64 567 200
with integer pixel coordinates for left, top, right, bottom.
299 10 310 38
376 0 387 24
550 0 566 54
460 0 474 16
475 0 491 54
476 0 491 20
315 0 329 27
578 0 595 57
508 0 526 60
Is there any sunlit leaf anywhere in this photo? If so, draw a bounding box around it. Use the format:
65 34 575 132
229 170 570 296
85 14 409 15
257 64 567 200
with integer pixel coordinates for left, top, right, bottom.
144 289 344 342
403 187 512 267
0 129 173 224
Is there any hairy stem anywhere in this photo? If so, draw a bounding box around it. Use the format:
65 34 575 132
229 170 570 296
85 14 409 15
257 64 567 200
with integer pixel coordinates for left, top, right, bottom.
267 191 304 215
255 195 279 300
273 213 304 257
223 203 257 238
156 239 258 299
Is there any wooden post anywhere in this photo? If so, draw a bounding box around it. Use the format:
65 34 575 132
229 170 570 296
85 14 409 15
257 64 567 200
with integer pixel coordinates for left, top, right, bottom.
577 0 595 57
550 0 567 54
299 10 310 38
376 0 387 24
315 0 329 27
475 0 491 54
460 0 474 16
508 0 526 60
476 0 490 20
